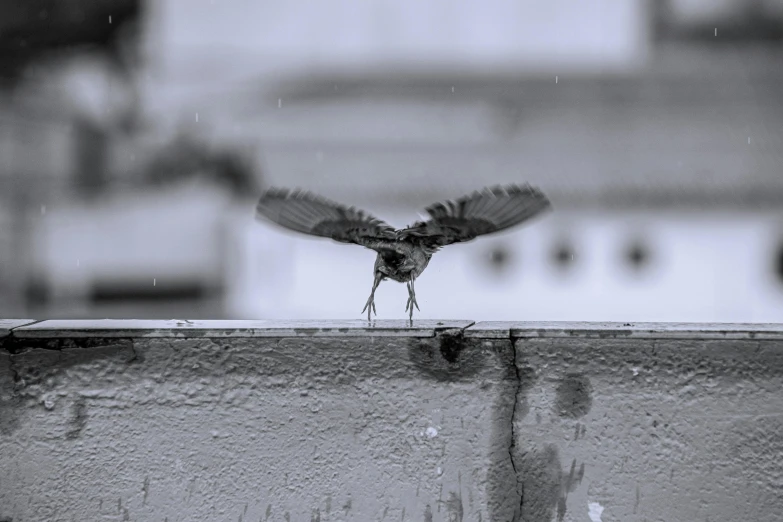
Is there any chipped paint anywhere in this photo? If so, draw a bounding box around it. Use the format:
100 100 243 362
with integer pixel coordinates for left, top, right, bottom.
588 501 604 521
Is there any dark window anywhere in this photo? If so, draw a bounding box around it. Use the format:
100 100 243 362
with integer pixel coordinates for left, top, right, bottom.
482 243 514 277
551 241 576 270
774 241 783 285
625 241 651 271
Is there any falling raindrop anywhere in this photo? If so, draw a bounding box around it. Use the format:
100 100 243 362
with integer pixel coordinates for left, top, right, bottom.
714 28 717 36
76 259 80 267
451 86 455 93
153 278 156 286
195 112 199 122
109 15 112 24
278 98 282 108
555 76 558 84
41 205 46 215
748 137 751 144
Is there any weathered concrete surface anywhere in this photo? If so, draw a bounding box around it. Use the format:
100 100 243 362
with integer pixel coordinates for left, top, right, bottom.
500 326 783 522
0 320 516 522
466 321 783 340
2 320 783 522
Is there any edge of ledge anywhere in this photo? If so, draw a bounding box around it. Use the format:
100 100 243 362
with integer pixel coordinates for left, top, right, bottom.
0 319 39 338
5 320 783 341
9 319 475 338
465 321 783 340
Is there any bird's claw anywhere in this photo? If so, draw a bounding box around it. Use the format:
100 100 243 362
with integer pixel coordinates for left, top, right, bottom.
406 297 420 322
361 294 377 322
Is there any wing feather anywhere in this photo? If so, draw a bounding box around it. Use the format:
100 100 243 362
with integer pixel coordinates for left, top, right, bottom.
256 188 396 247
397 184 551 252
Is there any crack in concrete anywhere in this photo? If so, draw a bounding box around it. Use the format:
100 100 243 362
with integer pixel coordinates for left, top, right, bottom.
1 320 45 355
128 343 140 363
7 354 21 385
508 332 523 521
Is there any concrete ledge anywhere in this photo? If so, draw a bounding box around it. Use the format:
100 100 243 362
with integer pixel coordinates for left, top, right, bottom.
8 319 475 339
0 319 37 338
2 320 783 522
466 321 783 339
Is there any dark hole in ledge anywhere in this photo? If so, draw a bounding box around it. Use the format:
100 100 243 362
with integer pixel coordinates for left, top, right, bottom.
439 330 466 363
407 330 482 381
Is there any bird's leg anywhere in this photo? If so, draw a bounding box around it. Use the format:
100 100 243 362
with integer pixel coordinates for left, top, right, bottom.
361 272 382 321
406 277 420 322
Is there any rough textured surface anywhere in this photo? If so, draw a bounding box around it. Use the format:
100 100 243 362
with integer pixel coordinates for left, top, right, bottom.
2 321 783 522
0 321 514 521
511 336 783 522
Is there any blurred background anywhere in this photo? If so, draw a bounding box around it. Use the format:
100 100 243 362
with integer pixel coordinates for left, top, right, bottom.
1 0 782 322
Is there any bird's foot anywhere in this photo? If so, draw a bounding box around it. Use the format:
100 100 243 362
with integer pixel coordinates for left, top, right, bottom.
361 293 377 322
405 282 420 313
406 297 420 322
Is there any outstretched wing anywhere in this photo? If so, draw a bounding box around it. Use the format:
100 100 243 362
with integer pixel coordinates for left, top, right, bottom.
398 184 551 252
255 187 397 247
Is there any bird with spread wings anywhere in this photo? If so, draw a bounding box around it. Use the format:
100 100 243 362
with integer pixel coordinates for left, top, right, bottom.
255 184 552 322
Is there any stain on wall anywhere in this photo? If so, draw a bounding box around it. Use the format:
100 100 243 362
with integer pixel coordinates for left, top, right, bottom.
514 444 584 522
0 353 21 436
445 491 464 522
407 335 485 382
65 397 88 439
438 329 467 364
554 373 593 419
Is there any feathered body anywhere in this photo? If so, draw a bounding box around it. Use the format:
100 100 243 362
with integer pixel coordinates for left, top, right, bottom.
256 184 551 321
373 241 430 283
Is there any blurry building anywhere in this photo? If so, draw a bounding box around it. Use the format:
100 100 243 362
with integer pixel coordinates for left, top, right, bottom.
153 0 783 322
2 0 783 321
0 0 258 319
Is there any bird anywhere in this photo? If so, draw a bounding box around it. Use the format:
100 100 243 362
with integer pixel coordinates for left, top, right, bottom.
255 184 552 322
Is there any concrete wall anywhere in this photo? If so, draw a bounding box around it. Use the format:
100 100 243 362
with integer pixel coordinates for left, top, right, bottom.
1 319 782 522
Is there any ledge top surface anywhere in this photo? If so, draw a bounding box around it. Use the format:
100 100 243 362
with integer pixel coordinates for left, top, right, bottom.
466 321 783 339
10 319 475 338
0 320 38 338
5 320 783 341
